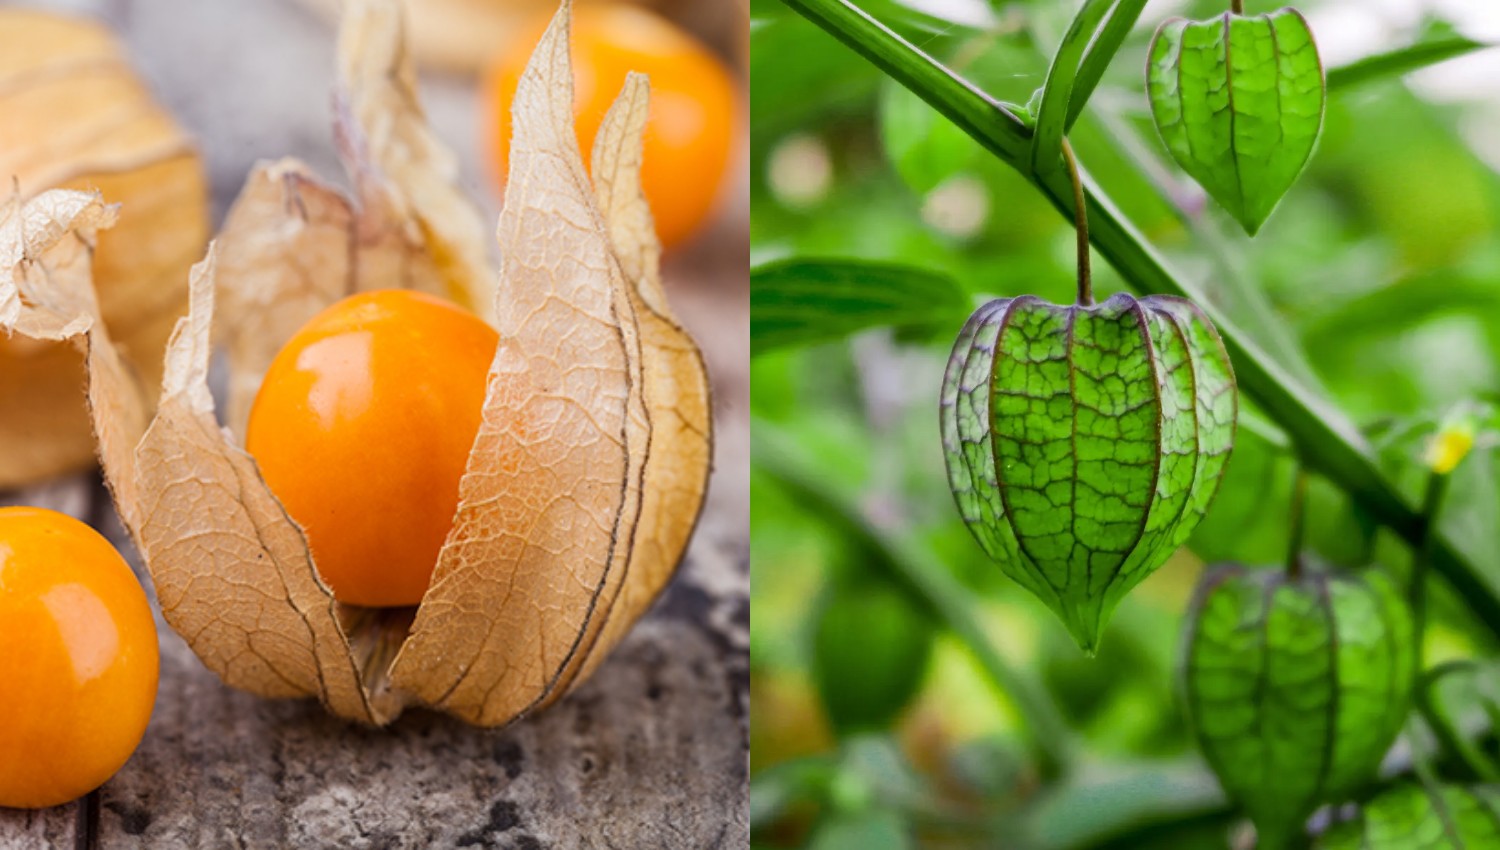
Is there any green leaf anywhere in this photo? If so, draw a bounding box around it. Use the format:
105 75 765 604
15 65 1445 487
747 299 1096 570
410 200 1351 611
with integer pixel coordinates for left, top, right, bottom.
754 423 1078 777
1024 760 1228 850
750 754 839 829
807 810 912 850
811 581 936 736
1328 33 1493 93
751 258 969 356
1182 562 1416 849
879 77 981 194
1147 10 1326 235
750 12 882 147
940 293 1236 652
1317 783 1500 849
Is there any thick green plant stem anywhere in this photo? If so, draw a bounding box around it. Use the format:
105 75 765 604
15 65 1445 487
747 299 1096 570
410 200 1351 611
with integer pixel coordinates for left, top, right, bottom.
777 0 1500 641
754 424 1077 777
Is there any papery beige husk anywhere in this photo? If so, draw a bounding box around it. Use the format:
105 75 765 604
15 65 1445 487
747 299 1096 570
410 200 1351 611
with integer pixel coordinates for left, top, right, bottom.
47 0 711 727
0 9 209 488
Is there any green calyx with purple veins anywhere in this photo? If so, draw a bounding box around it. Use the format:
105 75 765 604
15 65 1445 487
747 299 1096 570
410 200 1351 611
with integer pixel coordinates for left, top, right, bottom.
940 292 1237 653
1183 561 1417 849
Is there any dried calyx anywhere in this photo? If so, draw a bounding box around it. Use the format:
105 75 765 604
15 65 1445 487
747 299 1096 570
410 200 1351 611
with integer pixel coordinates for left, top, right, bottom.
0 0 711 728
0 9 208 488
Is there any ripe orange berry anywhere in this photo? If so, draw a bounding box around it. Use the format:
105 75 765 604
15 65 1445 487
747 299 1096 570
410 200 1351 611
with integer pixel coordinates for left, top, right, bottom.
246 290 499 608
484 3 740 251
0 507 159 809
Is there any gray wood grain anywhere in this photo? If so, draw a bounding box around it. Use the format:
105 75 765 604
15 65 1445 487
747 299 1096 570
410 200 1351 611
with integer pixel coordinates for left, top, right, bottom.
0 0 749 846
3 480 748 849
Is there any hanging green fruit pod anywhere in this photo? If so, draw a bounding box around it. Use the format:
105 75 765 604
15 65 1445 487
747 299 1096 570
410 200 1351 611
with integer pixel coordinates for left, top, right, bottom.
940 293 1236 652
1147 8 1326 235
1316 783 1500 849
1182 561 1416 849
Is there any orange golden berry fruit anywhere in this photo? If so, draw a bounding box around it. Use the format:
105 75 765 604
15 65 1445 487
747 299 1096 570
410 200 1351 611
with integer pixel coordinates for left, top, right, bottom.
246 289 500 608
0 507 159 809
484 3 740 251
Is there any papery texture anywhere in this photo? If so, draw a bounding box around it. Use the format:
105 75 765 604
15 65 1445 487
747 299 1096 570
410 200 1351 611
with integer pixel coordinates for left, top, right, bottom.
215 0 493 433
133 251 387 723
0 9 208 486
386 5 648 724
90 0 710 727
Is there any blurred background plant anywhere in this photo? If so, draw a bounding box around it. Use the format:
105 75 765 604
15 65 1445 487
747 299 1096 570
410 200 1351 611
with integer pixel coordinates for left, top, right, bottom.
749 0 1500 847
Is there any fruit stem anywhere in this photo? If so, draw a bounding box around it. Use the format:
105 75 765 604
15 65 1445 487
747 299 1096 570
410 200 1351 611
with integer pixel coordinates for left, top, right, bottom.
1231 0 1244 14
1411 469 1452 663
1286 466 1308 579
1061 137 1093 306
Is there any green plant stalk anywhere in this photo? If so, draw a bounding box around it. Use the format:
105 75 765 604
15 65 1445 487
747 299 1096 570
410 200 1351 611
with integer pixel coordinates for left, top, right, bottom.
1029 0 1115 177
753 423 1078 778
1065 0 1149 131
1416 661 1500 784
777 0 1500 640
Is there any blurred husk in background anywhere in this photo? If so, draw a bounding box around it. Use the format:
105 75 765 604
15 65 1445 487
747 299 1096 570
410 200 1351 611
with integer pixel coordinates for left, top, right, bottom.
295 0 749 72
0 9 209 488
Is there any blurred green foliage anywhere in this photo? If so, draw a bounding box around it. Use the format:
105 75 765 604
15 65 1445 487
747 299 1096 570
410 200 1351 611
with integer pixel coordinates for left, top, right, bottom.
813 579 937 736
750 0 1500 847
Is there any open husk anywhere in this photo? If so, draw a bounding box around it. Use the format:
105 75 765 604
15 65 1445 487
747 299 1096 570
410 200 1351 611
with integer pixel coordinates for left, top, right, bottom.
0 9 208 488
1 0 711 727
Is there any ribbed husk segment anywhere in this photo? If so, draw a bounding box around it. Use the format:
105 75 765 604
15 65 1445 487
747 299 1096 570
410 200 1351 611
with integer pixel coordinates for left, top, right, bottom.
940 292 1236 652
1183 562 1416 849
3 0 711 729
0 9 208 488
1317 783 1500 849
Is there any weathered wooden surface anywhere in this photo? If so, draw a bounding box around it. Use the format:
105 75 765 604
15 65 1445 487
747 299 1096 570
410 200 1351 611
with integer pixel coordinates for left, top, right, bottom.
2 478 748 849
0 0 749 846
